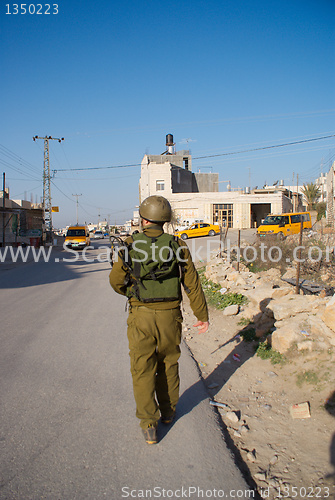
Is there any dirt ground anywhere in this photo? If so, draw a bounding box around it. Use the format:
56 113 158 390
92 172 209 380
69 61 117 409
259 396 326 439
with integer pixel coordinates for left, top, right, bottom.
181 297 335 499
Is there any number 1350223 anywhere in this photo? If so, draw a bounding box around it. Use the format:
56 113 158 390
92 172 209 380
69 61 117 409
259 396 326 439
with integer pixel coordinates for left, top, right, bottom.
6 4 59 14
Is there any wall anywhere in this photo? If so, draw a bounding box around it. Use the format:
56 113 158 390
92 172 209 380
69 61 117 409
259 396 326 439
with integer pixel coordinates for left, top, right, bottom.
193 172 219 192
171 167 194 193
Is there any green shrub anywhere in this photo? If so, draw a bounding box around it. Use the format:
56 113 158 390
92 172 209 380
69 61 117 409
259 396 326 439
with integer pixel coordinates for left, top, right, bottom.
240 327 257 342
199 272 247 310
256 341 285 364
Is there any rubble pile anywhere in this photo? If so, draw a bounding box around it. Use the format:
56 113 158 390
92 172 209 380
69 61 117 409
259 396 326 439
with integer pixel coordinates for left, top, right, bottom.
204 257 335 354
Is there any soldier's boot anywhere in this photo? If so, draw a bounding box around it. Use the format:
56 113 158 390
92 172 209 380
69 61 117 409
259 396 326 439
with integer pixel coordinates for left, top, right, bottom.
160 410 176 425
142 424 158 444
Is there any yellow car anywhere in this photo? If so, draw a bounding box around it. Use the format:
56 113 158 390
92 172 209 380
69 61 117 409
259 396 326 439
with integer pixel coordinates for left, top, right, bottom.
175 222 220 240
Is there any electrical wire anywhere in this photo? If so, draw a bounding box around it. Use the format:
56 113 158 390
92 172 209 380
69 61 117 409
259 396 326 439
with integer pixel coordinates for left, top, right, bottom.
192 134 335 160
52 134 335 172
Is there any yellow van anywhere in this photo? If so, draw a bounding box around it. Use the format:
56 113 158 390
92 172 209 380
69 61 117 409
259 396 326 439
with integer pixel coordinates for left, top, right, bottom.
257 212 312 240
64 225 90 249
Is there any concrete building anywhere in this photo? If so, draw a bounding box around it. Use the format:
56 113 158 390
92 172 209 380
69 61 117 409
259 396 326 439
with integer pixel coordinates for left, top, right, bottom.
139 135 296 229
0 191 43 245
315 172 327 203
326 161 335 227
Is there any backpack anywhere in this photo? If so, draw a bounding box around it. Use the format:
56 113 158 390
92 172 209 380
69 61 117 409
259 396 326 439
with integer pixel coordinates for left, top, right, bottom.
121 232 184 303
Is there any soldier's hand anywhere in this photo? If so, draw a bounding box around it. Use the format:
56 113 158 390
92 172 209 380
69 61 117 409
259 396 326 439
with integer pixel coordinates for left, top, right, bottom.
193 321 209 334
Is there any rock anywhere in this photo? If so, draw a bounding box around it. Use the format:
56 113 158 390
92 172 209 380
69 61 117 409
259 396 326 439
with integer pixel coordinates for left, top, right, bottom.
271 320 301 353
226 271 239 282
310 316 335 347
233 430 242 438
239 306 259 321
243 286 274 311
322 300 335 334
226 411 239 423
282 268 296 281
257 268 282 280
239 425 249 434
271 288 294 299
254 472 267 481
268 295 322 321
207 383 219 389
235 276 247 286
247 450 256 462
223 304 239 316
268 478 280 488
269 455 279 465
297 340 314 352
255 321 275 338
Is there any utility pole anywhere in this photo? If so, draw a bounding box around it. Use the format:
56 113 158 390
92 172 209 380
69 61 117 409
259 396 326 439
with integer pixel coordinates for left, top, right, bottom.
2 172 5 247
33 135 64 242
72 194 82 225
296 173 299 211
247 167 251 189
292 172 295 211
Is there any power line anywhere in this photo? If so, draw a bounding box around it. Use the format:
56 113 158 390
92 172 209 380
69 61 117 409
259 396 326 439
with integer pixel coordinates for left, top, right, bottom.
0 144 41 176
192 134 335 160
54 163 141 173
52 134 335 172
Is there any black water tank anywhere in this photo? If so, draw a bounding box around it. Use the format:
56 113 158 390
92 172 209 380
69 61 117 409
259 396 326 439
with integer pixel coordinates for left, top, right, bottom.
166 134 174 146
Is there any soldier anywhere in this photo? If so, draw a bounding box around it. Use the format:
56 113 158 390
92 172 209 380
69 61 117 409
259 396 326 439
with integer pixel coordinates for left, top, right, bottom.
109 195 209 444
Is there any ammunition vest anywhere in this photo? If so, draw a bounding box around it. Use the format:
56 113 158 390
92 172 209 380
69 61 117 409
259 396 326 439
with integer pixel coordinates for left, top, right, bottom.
124 232 183 303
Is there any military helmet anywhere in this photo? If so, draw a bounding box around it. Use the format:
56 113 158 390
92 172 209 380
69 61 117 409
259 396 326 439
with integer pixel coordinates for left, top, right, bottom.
139 195 172 223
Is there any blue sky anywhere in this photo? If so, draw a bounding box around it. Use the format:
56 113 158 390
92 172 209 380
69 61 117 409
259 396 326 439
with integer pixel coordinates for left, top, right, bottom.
1 0 335 227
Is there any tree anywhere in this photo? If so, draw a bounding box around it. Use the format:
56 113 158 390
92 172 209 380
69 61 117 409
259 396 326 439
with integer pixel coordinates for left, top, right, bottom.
315 201 326 221
301 182 321 210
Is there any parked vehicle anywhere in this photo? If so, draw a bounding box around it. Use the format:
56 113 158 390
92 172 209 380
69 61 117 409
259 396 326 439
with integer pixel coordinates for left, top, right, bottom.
64 226 90 249
257 212 312 240
92 230 104 239
174 222 220 240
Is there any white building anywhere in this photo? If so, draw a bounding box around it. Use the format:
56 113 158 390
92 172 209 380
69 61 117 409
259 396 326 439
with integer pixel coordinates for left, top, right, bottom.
139 135 297 229
326 161 335 227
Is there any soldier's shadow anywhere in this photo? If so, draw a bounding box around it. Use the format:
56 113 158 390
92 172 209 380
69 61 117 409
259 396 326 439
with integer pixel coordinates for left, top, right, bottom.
178 330 257 418
325 391 335 491
158 325 261 441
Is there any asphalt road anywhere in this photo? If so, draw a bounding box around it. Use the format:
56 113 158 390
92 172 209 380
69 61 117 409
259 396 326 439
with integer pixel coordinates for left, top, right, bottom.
0 243 252 499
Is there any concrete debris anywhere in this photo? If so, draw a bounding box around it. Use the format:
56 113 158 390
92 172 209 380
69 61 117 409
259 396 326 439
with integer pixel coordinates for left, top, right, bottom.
290 402 311 419
209 400 229 409
226 411 240 423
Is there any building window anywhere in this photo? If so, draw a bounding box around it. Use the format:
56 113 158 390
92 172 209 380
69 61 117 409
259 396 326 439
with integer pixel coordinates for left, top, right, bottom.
156 180 165 191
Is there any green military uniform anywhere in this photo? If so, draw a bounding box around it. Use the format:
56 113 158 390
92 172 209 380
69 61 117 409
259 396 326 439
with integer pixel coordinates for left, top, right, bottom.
109 224 208 430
